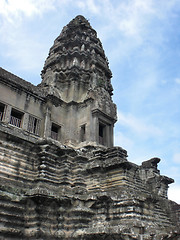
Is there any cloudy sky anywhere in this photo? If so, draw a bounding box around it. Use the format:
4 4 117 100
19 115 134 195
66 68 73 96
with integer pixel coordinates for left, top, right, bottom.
0 0 180 203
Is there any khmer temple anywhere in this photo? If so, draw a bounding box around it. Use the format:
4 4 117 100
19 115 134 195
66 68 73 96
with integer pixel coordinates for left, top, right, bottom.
0 15 180 240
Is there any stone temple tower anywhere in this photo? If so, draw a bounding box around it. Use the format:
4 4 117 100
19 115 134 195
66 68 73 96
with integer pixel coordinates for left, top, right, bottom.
40 15 116 148
0 16 180 240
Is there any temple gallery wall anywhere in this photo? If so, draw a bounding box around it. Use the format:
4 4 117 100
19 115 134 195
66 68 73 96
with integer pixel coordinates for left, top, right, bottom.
0 15 180 240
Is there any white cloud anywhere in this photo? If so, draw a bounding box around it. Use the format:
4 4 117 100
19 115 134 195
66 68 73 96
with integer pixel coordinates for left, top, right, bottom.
0 0 179 72
76 1 86 10
117 110 162 138
114 129 158 164
87 0 100 14
5 36 47 72
0 0 66 73
162 166 180 185
173 153 180 163
91 0 166 40
114 130 134 150
87 0 180 70
0 0 56 21
115 0 155 39
0 16 48 73
175 78 180 84
168 184 180 204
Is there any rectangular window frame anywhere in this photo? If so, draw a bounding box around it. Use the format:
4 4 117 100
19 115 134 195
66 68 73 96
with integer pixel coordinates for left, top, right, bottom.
0 102 5 121
9 108 24 128
27 115 41 136
51 123 61 141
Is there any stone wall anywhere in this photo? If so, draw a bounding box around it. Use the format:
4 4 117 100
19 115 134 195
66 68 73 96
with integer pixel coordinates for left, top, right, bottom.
0 124 179 239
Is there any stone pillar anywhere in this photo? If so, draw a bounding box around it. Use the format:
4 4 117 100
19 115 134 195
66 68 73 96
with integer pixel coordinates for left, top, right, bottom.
85 105 91 143
139 235 143 240
104 124 114 147
22 113 29 131
44 108 51 138
92 115 98 143
3 105 12 123
105 124 109 147
110 124 114 147
65 104 77 145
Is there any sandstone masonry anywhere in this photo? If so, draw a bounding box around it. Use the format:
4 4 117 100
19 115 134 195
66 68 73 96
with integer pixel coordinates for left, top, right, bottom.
0 15 180 240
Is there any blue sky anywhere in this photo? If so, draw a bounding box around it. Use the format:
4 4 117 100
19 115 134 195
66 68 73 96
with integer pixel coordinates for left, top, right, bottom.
0 0 180 203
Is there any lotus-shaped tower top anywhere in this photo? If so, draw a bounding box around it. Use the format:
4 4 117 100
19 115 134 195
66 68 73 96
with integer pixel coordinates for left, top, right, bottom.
41 15 113 102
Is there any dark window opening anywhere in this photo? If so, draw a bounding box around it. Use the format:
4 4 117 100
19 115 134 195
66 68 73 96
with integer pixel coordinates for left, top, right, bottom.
80 124 86 142
10 109 23 128
0 103 5 121
139 227 145 234
99 124 104 137
27 115 41 135
51 123 60 140
99 123 106 145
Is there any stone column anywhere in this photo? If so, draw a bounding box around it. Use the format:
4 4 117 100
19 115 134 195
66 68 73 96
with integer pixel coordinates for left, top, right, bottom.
92 115 98 143
3 105 12 123
65 104 77 145
22 113 29 131
85 105 91 143
44 108 51 138
110 124 114 147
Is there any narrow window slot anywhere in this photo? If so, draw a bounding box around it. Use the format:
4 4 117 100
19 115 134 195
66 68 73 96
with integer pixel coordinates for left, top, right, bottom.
80 124 86 142
99 123 106 145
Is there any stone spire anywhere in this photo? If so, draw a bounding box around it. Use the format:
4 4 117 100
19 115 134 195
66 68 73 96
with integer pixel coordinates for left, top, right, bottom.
41 15 113 102
40 15 117 147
